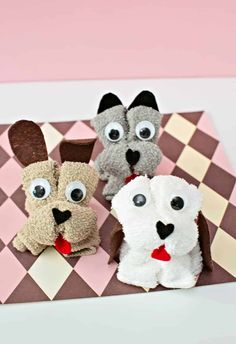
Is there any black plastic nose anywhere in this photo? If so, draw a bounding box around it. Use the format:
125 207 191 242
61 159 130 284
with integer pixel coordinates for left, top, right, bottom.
126 149 140 166
52 208 71 225
156 221 174 240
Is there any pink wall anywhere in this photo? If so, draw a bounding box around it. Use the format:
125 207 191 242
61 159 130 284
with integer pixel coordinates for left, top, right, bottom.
0 0 236 82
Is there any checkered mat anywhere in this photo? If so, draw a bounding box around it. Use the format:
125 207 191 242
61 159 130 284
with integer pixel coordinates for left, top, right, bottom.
0 111 235 304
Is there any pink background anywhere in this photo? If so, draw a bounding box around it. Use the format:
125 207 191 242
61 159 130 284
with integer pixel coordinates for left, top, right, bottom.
0 0 236 82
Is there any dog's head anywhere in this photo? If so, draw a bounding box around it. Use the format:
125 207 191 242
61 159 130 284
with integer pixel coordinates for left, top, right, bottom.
91 91 162 177
9 120 99 255
110 175 212 269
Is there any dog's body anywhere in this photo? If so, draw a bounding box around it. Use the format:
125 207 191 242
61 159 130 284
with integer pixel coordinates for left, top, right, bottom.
118 240 202 289
9 120 100 257
91 91 162 200
111 175 210 289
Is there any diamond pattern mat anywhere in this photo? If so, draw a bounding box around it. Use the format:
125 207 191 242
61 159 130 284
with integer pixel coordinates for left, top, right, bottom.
0 112 235 304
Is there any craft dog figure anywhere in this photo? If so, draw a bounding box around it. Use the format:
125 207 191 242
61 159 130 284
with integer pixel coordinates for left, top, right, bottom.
9 120 100 256
91 90 162 200
109 175 212 289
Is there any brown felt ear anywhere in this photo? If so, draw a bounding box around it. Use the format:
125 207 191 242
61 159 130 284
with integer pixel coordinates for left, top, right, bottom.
60 138 96 164
197 211 213 271
8 120 48 167
108 221 124 264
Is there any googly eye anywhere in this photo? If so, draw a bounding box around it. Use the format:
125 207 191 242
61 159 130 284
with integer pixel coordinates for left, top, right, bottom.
104 122 124 142
133 194 146 207
65 181 86 203
29 178 51 200
171 196 184 210
135 121 155 141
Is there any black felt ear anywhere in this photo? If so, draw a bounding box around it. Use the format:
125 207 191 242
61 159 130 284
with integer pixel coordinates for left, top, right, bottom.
128 90 159 111
97 93 123 114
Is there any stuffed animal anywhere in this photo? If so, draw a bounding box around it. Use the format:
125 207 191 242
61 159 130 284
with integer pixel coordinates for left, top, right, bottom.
8 120 100 257
91 91 162 200
109 175 212 289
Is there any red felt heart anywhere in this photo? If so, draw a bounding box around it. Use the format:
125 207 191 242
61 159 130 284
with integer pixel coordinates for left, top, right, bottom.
125 173 139 184
55 234 72 255
151 245 171 261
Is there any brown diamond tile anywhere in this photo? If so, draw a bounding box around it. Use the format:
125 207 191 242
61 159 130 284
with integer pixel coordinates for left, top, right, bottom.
203 163 236 199
102 273 144 296
65 255 80 268
220 203 236 239
179 111 203 125
161 114 171 128
49 121 76 135
100 214 118 254
8 239 38 270
0 188 7 206
189 129 219 159
197 261 236 287
159 131 185 163
172 166 200 187
0 238 5 253
6 274 49 304
49 143 61 162
0 146 10 168
54 270 97 300
91 138 104 162
83 120 94 130
93 180 111 211
11 186 27 216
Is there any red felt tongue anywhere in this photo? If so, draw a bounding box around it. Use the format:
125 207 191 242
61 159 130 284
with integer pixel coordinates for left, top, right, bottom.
151 245 171 261
55 234 72 255
125 173 139 184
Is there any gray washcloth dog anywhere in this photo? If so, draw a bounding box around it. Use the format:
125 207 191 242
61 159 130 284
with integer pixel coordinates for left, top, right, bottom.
91 90 163 200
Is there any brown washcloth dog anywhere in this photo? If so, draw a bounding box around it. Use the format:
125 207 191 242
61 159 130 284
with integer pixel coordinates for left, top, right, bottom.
8 120 100 257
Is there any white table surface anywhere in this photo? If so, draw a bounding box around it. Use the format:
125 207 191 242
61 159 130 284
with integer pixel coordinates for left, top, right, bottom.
0 78 236 344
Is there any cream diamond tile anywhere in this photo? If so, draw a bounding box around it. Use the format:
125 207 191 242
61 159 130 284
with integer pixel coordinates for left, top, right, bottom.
211 228 236 277
28 247 72 300
110 208 118 219
199 183 228 226
177 146 210 181
41 122 63 153
164 113 196 144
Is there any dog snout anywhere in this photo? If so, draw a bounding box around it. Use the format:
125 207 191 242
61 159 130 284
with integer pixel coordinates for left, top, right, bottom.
156 221 174 240
125 149 140 166
52 208 71 225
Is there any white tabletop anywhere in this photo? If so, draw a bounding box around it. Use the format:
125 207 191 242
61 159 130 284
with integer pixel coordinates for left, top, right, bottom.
0 78 236 344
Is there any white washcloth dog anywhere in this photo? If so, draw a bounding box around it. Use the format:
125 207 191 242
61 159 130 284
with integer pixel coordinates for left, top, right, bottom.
110 175 212 289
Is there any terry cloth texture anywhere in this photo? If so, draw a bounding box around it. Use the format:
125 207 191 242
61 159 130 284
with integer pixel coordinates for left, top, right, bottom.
110 175 211 289
14 161 100 255
91 91 163 200
0 111 235 303
14 160 100 256
8 120 100 257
